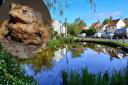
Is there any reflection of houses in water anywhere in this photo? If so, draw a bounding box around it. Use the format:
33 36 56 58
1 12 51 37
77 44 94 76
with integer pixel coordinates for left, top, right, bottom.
109 50 126 61
94 45 108 54
95 45 128 60
53 48 66 62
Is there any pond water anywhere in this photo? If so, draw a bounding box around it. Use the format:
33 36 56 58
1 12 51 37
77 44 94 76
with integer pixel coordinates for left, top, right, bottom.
21 43 128 85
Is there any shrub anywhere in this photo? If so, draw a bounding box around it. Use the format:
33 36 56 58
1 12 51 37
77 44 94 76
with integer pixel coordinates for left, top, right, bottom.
0 45 37 85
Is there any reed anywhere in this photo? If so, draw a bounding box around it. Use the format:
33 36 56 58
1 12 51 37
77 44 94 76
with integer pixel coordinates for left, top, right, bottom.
62 67 128 85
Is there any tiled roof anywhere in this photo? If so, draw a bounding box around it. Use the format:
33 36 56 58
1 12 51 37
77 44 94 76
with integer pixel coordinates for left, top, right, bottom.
80 26 88 30
100 23 107 28
90 22 102 28
124 20 128 25
90 22 98 28
107 19 120 27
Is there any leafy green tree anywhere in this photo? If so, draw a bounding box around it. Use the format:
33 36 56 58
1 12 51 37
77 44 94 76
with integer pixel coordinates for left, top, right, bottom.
88 28 97 35
44 0 95 15
67 18 86 36
51 30 58 38
67 24 76 36
0 0 95 15
81 28 97 36
103 18 111 24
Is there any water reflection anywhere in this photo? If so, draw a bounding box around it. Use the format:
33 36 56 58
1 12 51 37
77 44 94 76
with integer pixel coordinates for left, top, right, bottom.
21 43 128 85
21 48 56 71
93 44 128 60
69 44 84 58
53 48 66 62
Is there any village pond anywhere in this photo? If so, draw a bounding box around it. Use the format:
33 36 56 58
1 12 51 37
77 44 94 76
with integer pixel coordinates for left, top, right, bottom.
19 43 128 85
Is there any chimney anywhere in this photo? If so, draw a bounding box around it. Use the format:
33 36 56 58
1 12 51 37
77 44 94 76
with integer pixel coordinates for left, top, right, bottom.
110 16 112 21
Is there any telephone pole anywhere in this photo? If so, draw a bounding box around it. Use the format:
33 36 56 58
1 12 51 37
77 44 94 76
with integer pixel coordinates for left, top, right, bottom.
65 18 67 38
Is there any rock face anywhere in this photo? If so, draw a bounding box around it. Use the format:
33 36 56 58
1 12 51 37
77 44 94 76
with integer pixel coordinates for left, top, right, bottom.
0 3 51 58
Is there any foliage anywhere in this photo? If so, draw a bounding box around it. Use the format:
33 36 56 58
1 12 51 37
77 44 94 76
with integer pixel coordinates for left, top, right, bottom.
0 0 95 16
0 45 36 85
75 38 128 47
51 30 58 38
24 48 55 72
62 66 128 85
103 18 111 24
67 24 77 36
67 17 86 36
47 39 61 47
50 29 66 39
43 0 95 15
68 43 84 58
81 28 97 36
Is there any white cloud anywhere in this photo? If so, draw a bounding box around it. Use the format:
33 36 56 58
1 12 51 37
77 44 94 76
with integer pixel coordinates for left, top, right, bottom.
88 11 122 19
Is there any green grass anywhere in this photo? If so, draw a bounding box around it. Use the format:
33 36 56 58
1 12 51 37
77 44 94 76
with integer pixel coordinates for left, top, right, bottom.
47 37 73 48
0 45 37 85
62 66 128 85
47 38 62 47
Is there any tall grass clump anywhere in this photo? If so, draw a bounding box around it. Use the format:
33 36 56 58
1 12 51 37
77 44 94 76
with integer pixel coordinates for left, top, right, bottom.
47 39 62 47
62 67 128 85
0 45 37 85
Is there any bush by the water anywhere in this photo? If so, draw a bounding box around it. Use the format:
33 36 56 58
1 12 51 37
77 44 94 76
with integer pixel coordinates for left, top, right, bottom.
62 67 128 85
0 45 36 85
47 37 73 47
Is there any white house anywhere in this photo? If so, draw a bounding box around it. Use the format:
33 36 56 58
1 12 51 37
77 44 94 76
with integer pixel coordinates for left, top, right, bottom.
52 20 66 34
99 24 108 33
105 19 125 33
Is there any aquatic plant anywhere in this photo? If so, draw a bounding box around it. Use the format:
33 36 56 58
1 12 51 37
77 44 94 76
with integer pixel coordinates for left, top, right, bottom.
62 67 128 85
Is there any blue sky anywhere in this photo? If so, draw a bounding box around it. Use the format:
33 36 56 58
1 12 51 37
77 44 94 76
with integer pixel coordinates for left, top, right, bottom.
50 0 128 26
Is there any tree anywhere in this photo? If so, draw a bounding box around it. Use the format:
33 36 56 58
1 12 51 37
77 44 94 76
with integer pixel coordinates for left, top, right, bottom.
81 28 97 36
67 24 76 36
103 18 111 24
88 28 97 35
67 18 86 36
0 0 95 15
51 30 58 38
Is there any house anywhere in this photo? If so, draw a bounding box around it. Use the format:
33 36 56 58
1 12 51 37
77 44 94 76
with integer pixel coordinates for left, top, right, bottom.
90 21 102 32
80 26 89 30
52 20 66 34
99 23 108 33
105 19 125 33
124 20 128 27
90 21 102 28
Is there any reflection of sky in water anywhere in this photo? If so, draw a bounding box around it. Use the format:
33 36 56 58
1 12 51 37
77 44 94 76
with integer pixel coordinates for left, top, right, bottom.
24 48 128 85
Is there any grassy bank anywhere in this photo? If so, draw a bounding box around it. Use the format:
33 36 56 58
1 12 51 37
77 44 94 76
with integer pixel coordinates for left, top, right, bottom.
0 45 37 85
75 38 128 53
62 66 128 85
47 38 62 47
47 37 73 48
75 38 128 47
